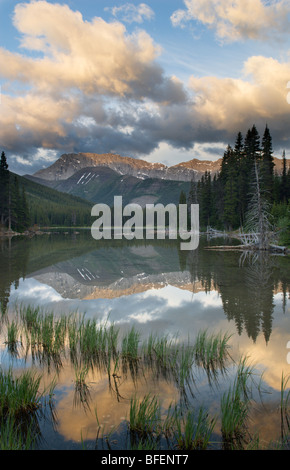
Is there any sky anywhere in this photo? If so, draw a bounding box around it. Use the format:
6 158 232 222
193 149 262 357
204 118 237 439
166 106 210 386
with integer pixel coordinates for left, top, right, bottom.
1 0 290 175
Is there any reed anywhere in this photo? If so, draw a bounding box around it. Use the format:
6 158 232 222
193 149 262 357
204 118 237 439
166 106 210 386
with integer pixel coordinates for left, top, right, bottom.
74 364 91 409
0 368 43 419
176 343 195 390
0 415 36 450
107 323 119 357
220 357 254 449
6 319 20 353
79 319 108 357
280 372 290 442
19 304 41 332
193 329 232 372
174 407 216 450
122 326 140 361
129 394 161 437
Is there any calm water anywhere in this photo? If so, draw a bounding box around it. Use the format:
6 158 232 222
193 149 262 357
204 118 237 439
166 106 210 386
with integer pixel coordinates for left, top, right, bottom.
0 230 289 449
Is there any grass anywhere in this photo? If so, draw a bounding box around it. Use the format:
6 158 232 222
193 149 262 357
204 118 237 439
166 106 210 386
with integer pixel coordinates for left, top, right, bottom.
280 372 290 442
129 394 161 438
74 364 91 409
174 407 216 450
5 319 20 354
193 329 232 373
0 367 43 419
122 326 140 361
2 305 290 450
220 356 255 449
0 415 37 450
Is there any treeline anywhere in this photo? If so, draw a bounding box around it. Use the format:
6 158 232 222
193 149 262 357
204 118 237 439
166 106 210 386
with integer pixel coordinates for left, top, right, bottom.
0 151 30 232
187 125 290 236
0 152 92 231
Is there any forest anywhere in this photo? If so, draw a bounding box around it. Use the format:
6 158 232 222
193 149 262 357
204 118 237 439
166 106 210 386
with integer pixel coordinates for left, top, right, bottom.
0 124 289 243
186 125 290 245
0 151 92 231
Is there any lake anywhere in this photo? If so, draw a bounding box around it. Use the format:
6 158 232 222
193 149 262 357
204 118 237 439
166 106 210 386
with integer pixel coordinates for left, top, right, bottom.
0 230 289 450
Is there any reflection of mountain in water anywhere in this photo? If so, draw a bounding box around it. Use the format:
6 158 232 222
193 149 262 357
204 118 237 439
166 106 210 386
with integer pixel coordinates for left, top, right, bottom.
1 232 289 344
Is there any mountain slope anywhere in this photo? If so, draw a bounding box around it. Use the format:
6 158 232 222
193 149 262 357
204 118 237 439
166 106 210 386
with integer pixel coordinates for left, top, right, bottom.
16 173 93 227
32 152 222 183
32 152 289 184
26 166 191 206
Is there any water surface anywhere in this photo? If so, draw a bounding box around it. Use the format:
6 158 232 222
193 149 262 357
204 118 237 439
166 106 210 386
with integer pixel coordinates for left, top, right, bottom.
0 231 289 449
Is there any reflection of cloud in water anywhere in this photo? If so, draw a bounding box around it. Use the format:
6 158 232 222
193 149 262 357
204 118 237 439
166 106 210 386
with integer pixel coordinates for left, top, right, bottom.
8 279 225 338
9 278 65 304
8 278 290 393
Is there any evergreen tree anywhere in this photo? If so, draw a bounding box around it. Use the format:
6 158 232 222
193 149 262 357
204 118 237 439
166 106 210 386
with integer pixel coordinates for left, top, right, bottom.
260 125 274 200
223 163 239 230
244 125 261 164
179 190 187 205
280 151 289 203
198 171 212 228
0 151 9 227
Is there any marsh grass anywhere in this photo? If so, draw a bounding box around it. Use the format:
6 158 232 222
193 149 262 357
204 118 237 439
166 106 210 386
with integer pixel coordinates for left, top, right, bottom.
122 326 140 361
74 364 91 410
174 407 216 450
176 343 196 392
193 329 232 374
5 319 21 355
0 366 57 450
0 415 37 450
220 356 255 449
79 319 110 361
142 333 178 368
129 394 161 439
0 367 43 419
6 306 287 450
280 372 290 444
19 304 41 332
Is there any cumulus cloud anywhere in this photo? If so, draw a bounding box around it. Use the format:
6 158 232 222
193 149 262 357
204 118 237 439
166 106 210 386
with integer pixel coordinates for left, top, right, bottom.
171 0 290 42
1 1 290 175
105 3 155 24
1 1 161 97
0 1 188 171
189 56 290 133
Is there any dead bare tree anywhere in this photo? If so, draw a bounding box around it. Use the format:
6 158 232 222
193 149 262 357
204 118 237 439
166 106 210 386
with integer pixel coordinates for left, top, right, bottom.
243 160 274 250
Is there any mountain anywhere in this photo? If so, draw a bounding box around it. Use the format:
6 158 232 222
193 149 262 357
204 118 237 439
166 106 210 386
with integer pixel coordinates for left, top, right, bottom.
32 151 289 183
25 152 223 206
27 165 191 207
25 152 289 207
16 172 93 227
32 152 222 182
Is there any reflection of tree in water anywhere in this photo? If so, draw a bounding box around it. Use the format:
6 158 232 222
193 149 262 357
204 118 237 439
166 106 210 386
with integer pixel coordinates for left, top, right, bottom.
0 237 30 313
231 252 275 343
186 241 289 344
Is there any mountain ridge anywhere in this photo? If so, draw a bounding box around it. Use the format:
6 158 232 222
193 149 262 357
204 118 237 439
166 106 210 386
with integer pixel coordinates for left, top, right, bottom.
32 152 289 183
32 152 222 182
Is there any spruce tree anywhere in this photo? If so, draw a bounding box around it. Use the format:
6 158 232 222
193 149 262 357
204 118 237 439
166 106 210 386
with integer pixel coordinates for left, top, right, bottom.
260 125 274 200
281 151 289 203
0 151 10 227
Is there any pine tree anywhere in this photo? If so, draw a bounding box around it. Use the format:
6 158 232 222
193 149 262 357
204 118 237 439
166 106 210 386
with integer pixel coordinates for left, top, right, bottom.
198 171 212 228
0 151 10 228
260 125 274 200
244 125 261 164
281 151 289 203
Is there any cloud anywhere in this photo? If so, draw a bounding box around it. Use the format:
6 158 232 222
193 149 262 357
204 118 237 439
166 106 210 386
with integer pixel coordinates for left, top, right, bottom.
171 0 290 42
189 55 290 136
1 1 160 97
105 3 155 24
1 1 290 176
0 1 188 172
